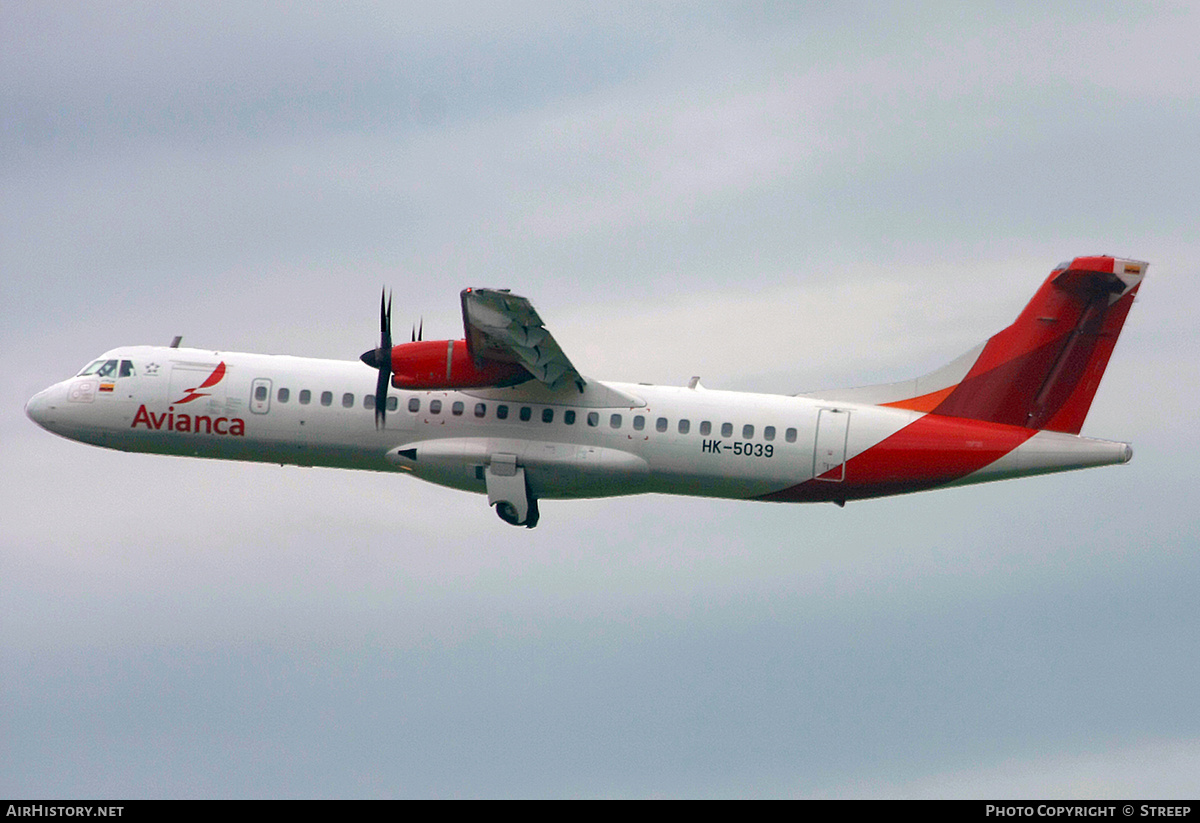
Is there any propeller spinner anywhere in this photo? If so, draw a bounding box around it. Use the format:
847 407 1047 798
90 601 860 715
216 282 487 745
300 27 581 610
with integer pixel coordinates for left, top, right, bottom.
360 290 393 429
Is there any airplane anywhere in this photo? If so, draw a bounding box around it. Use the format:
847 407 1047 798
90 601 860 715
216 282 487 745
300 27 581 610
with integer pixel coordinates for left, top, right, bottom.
25 254 1145 528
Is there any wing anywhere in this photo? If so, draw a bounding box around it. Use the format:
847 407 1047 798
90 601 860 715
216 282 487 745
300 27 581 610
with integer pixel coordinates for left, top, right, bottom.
460 288 586 392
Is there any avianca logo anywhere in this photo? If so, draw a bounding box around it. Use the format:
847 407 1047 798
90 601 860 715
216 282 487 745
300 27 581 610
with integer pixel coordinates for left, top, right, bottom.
174 361 226 404
132 361 245 436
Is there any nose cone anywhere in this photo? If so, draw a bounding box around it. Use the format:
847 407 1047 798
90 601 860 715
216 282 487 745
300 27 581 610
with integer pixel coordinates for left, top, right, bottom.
25 388 51 428
25 385 63 433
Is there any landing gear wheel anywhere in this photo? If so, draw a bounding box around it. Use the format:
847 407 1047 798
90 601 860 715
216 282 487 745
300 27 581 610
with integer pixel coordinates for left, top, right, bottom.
494 496 540 528
524 495 540 529
495 501 521 526
486 456 540 528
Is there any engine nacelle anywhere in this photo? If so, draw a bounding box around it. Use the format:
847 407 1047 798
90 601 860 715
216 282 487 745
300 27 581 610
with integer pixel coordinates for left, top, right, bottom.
389 340 529 390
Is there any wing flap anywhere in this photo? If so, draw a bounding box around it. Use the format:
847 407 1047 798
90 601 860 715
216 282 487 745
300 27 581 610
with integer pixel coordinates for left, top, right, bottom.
461 288 586 392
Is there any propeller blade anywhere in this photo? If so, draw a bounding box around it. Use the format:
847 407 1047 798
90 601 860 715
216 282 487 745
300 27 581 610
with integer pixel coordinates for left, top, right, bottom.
365 288 393 429
374 366 390 429
382 291 392 345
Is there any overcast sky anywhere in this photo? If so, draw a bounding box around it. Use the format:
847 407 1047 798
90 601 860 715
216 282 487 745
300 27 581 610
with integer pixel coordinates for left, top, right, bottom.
4 1 1200 798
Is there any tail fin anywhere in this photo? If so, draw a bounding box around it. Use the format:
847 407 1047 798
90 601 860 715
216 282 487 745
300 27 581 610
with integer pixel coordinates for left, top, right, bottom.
801 256 1147 434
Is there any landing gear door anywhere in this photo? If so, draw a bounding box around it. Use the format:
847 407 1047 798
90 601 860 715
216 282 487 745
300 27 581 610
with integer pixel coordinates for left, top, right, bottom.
486 453 539 528
814 409 850 481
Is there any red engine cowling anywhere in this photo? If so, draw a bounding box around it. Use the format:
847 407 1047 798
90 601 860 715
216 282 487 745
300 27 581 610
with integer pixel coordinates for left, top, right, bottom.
389 340 528 390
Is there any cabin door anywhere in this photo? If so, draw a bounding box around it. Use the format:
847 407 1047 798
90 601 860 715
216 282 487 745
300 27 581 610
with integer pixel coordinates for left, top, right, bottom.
813 409 850 481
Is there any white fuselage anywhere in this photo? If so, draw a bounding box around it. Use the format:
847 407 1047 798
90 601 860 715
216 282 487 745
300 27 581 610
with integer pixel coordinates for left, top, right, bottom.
26 345 1131 509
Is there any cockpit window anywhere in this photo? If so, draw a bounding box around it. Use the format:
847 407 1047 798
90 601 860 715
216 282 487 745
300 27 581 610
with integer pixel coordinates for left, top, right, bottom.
119 360 135 378
78 359 119 377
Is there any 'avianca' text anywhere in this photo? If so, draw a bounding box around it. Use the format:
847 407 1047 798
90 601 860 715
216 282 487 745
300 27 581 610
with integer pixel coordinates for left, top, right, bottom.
131 404 246 436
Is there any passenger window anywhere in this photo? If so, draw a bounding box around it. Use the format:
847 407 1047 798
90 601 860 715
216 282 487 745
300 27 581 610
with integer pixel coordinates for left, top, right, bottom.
119 360 135 378
743 424 754 439
320 391 333 407
764 426 775 441
721 422 733 437
365 395 376 409
343 393 354 408
700 421 711 436
299 390 311 405
633 415 645 431
656 417 668 433
610 414 622 429
387 397 397 411
255 385 268 401
475 403 486 418
542 408 554 423
564 410 576 425
519 407 532 422
278 388 290 403
587 412 599 427
430 399 442 414
678 419 690 434
451 401 464 416
408 397 420 412
785 427 797 443
496 404 509 420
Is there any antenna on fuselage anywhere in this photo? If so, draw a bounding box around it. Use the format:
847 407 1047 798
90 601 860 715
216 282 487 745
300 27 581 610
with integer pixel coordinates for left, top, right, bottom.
170 336 182 348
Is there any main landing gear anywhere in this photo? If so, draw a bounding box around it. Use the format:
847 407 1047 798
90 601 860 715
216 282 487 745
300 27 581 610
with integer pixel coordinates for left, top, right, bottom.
485 454 540 528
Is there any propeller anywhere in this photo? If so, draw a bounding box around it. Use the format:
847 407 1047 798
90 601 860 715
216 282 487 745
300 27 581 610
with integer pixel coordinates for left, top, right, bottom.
360 290 393 429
